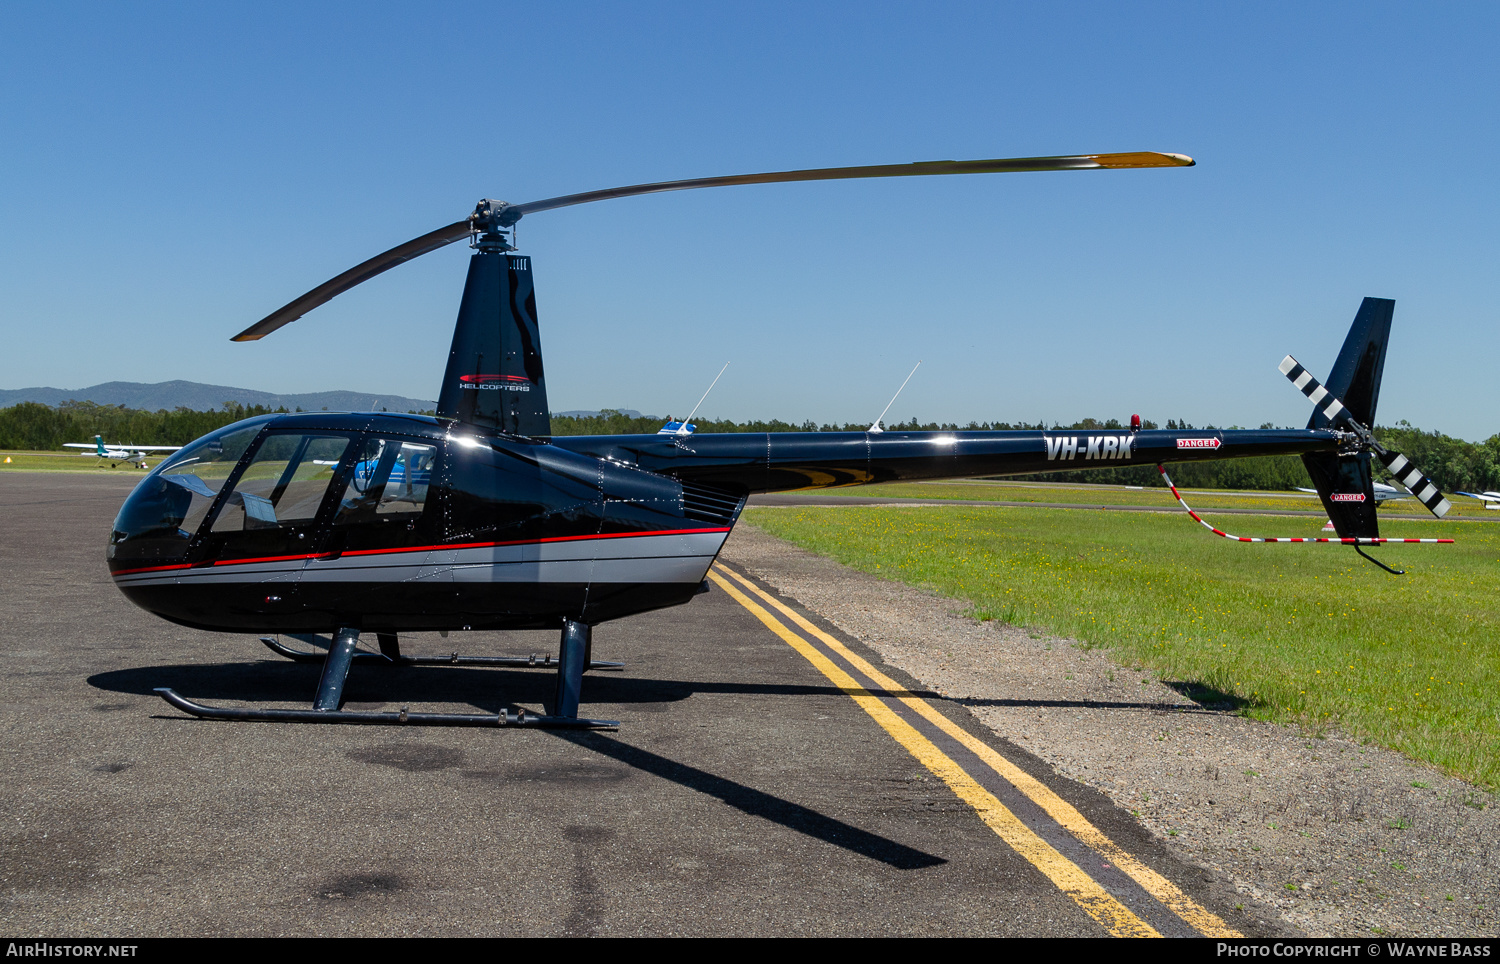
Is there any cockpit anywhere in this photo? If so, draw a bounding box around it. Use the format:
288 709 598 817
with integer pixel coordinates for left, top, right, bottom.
107 415 445 571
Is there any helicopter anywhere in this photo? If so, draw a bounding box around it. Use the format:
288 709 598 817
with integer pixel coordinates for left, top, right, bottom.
105 152 1453 730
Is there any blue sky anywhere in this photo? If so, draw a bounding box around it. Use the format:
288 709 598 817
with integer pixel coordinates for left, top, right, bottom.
3 3 1496 438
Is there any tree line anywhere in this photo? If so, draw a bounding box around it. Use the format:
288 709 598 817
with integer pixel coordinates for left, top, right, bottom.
4 401 1496 494
0 401 287 451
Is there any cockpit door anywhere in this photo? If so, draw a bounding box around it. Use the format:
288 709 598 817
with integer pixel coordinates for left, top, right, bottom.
196 432 355 568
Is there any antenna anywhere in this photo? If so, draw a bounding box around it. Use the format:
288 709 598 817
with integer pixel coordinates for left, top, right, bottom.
660 362 730 436
684 362 730 426
868 361 921 433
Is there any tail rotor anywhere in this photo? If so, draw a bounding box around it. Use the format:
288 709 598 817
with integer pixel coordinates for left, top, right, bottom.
1278 354 1451 519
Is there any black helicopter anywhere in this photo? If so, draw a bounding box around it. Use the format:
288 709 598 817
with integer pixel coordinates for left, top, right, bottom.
107 152 1450 729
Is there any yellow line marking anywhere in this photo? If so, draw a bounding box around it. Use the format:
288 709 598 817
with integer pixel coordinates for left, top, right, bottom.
714 564 1241 939
707 568 1159 938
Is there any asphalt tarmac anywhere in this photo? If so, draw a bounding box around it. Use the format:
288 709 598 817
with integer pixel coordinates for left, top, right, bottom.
0 473 1271 937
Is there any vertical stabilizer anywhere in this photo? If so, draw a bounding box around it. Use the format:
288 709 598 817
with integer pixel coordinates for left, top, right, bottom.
1308 297 1393 431
1300 297 1394 539
436 250 551 436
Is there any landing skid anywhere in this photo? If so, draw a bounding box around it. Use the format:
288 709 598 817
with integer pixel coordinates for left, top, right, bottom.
154 621 619 729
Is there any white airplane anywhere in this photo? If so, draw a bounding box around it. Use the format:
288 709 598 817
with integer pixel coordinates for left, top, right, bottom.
1295 480 1410 506
64 435 181 468
1457 490 1500 509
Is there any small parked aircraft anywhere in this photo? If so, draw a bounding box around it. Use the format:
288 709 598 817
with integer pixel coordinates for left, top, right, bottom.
64 435 181 469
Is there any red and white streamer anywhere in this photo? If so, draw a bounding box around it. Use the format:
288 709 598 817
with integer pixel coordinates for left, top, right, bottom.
1156 465 1453 545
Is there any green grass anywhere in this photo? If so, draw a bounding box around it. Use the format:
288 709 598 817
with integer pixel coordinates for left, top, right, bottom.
0 450 166 473
818 478 1498 518
746 503 1500 787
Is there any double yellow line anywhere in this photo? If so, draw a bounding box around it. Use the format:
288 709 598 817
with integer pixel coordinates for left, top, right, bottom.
709 564 1240 939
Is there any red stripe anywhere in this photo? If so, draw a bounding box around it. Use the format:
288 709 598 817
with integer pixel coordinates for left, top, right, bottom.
110 562 193 576
112 527 733 577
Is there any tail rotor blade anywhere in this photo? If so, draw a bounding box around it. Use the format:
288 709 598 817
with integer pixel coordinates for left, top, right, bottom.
1377 450 1452 518
1279 354 1451 518
1278 355 1351 426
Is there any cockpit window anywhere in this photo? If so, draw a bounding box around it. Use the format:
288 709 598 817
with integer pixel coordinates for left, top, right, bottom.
211 433 351 532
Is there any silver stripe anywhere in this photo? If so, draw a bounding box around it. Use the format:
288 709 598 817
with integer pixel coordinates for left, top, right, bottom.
450 555 714 584
1416 483 1438 503
114 531 730 587
1293 371 1314 391
1386 453 1409 473
117 556 720 587
1308 384 1328 404
1278 355 1298 375
1433 499 1451 517
1402 468 1423 488
1322 398 1344 419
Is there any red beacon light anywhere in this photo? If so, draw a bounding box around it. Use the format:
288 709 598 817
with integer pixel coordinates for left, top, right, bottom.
1130 414 1141 432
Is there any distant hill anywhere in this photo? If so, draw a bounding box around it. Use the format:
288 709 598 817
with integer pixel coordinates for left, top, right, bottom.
0 380 437 414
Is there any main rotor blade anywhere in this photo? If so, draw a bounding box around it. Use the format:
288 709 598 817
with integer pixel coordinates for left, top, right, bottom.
232 220 471 341
234 151 1193 341
509 152 1195 217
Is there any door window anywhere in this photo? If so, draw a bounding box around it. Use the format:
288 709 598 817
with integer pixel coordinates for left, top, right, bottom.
334 438 437 525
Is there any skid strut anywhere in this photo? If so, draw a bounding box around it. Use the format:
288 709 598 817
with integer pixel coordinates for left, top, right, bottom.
155 624 619 729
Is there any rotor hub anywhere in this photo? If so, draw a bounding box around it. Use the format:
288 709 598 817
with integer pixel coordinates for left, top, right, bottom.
470 199 521 252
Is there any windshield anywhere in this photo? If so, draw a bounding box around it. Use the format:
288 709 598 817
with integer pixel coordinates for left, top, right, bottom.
109 416 277 567
153 415 277 477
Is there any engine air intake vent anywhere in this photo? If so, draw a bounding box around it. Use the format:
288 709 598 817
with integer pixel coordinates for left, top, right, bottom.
681 481 745 527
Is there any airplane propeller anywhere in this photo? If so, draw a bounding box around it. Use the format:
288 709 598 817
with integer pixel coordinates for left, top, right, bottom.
231 151 1194 342
1278 355 1451 518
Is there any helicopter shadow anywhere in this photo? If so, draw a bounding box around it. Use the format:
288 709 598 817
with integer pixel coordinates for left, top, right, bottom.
85 660 908 713
954 695 1232 715
85 661 948 870
548 729 945 870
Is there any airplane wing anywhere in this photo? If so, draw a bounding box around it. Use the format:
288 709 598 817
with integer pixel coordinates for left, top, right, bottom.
63 442 180 451
1457 491 1500 506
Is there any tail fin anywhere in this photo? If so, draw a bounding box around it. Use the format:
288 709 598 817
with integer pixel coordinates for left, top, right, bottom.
95 435 106 457
1300 298 1394 539
1307 297 1393 431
